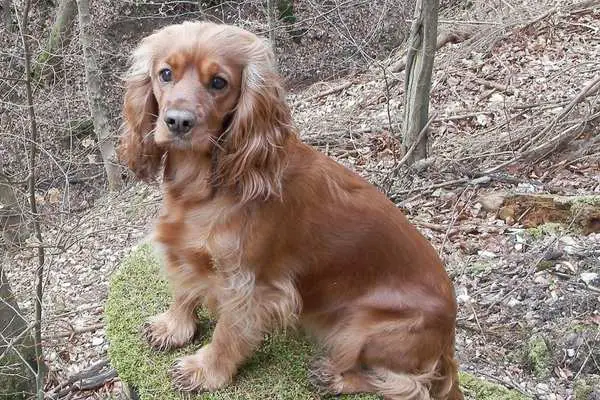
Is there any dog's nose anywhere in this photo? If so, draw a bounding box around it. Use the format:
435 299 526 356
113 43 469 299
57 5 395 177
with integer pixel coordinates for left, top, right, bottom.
164 109 196 135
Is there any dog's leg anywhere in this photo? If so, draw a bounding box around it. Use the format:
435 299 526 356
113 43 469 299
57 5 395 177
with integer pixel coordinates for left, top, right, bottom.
142 293 201 351
170 278 299 392
143 251 208 351
170 314 263 391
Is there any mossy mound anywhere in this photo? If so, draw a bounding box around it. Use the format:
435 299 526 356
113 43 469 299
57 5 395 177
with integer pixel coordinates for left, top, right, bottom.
105 244 377 400
106 244 529 400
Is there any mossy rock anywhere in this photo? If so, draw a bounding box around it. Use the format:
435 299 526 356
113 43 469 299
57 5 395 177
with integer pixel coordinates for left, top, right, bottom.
106 244 528 399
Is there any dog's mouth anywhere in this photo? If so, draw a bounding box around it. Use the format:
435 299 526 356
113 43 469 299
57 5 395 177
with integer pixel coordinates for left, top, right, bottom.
154 112 233 150
153 124 188 145
155 124 225 153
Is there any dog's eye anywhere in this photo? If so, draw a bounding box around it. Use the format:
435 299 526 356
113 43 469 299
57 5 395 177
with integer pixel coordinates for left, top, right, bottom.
159 68 173 82
211 77 227 90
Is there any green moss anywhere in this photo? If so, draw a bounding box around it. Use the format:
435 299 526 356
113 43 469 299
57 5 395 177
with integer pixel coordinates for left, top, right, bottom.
459 372 530 399
526 223 563 239
570 324 591 334
467 261 492 277
526 335 551 379
106 244 527 400
68 119 94 138
277 0 296 24
571 196 600 208
535 260 554 272
574 374 600 400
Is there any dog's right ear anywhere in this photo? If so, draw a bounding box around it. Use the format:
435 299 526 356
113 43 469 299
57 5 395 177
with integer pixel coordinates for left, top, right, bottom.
118 36 164 182
215 35 294 203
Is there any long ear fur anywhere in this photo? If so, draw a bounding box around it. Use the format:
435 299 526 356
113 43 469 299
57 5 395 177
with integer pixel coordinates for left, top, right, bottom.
216 41 295 203
118 38 164 182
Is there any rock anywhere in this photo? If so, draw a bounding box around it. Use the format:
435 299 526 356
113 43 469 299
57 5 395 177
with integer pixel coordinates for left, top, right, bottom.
411 157 436 172
580 272 599 285
92 336 104 346
479 192 508 212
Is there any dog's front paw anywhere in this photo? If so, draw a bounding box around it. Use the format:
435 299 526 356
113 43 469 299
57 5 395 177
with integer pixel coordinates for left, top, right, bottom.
170 346 232 392
142 311 197 351
308 356 343 395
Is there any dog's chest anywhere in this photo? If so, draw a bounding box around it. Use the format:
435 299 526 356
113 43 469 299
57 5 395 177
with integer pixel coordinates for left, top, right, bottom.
156 199 242 263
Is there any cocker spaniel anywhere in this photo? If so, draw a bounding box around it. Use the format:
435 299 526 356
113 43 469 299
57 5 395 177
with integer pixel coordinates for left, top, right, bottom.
119 21 463 400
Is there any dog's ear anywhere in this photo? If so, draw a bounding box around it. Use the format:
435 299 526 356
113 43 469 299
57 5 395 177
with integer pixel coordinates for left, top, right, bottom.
216 40 293 202
118 35 164 182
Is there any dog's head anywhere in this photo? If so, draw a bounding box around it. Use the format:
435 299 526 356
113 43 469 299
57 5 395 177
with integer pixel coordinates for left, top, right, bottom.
119 22 293 201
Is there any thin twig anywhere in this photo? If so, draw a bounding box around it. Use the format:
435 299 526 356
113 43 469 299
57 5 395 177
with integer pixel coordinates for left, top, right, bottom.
574 329 600 380
395 177 470 196
390 29 473 73
47 323 104 339
0 321 37 362
518 74 600 152
16 0 46 397
0 330 37 378
484 109 599 175
388 112 437 181
471 77 514 95
435 111 495 122
46 359 113 398
300 81 353 104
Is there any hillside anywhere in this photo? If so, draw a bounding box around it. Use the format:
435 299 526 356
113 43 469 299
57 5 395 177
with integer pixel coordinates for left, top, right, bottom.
1 0 599 399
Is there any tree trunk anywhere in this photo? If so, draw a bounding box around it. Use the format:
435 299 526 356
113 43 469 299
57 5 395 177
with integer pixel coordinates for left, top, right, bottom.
76 0 123 191
265 0 277 49
0 266 36 400
400 0 439 165
0 173 26 246
18 1 48 396
34 0 76 78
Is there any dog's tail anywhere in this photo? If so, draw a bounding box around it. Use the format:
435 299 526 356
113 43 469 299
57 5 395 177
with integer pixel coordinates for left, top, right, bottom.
367 352 463 400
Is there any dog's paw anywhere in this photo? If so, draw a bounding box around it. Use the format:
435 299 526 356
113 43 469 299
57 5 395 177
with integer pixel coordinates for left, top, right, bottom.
308 356 343 395
142 312 197 351
170 347 231 392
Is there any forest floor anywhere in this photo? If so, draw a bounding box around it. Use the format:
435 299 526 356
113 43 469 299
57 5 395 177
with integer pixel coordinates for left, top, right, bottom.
2 0 600 399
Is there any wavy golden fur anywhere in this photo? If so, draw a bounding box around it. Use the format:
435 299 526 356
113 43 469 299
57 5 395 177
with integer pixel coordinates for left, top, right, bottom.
119 21 463 400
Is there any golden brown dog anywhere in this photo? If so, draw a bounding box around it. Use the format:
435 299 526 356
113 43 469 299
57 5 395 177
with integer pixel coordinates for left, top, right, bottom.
119 21 463 400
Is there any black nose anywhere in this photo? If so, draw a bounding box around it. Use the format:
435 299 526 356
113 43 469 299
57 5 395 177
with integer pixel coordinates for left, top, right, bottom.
164 109 196 135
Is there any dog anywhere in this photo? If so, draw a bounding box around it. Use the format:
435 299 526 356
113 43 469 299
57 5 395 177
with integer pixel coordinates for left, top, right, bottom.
119 21 463 400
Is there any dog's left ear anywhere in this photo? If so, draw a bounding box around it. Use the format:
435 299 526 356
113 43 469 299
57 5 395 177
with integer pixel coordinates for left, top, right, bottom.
216 40 293 203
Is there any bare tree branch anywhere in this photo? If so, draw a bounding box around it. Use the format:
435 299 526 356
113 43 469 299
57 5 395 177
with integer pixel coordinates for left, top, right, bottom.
15 0 47 397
